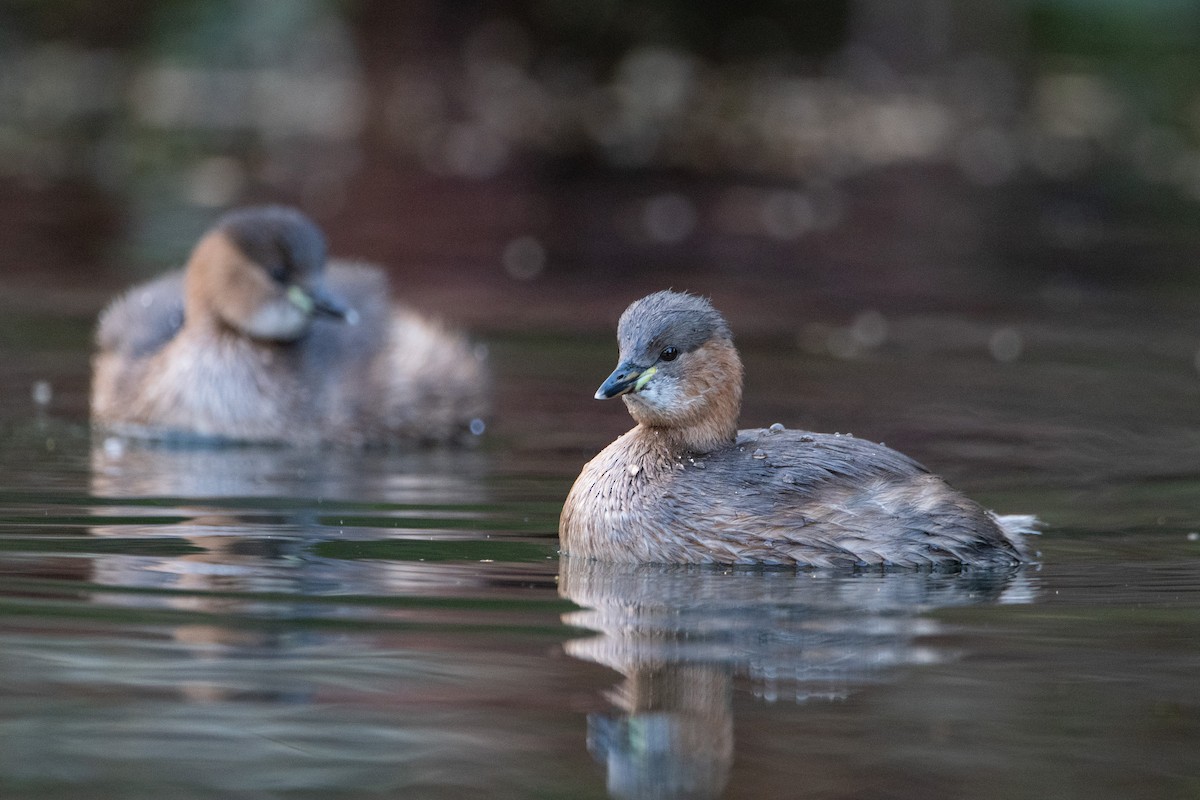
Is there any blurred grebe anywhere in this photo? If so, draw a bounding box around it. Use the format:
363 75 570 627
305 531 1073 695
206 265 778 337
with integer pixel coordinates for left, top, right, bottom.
91 205 487 446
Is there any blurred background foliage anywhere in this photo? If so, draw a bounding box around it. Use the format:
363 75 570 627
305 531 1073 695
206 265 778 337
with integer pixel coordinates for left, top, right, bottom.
1 0 1199 318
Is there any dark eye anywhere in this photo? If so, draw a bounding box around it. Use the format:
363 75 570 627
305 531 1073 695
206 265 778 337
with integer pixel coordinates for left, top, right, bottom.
268 243 295 284
660 346 679 362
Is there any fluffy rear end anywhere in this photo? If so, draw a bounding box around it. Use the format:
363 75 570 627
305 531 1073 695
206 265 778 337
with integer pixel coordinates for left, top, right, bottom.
990 513 1041 561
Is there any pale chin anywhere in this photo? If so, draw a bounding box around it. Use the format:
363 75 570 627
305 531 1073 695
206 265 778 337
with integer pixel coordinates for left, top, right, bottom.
623 380 677 421
241 300 311 341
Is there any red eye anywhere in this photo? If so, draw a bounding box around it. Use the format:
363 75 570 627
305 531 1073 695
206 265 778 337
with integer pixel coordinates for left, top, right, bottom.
660 346 679 362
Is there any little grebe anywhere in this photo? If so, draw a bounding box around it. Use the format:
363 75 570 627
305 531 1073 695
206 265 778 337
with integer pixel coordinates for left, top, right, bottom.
91 206 487 446
560 291 1035 567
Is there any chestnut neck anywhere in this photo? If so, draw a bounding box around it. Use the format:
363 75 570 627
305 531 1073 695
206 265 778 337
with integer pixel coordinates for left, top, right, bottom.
632 340 743 457
182 232 239 334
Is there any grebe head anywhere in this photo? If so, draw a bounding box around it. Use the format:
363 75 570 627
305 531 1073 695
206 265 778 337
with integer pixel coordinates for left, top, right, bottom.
184 205 353 341
596 291 742 450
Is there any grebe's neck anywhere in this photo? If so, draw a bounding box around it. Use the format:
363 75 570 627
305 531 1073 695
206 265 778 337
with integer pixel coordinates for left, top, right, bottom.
625 339 742 456
182 232 237 332
641 416 737 457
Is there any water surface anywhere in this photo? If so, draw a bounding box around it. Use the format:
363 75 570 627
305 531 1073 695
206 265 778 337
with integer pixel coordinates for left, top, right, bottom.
1 281 1198 800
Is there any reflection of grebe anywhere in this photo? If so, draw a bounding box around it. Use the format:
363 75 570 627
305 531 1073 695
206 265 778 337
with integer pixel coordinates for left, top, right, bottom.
587 663 732 800
84 440 499 704
87 439 494 603
562 291 1037 567
92 206 488 446
560 558 1035 799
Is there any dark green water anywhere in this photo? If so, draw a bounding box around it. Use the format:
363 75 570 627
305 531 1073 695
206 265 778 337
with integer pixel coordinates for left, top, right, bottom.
1 282 1199 800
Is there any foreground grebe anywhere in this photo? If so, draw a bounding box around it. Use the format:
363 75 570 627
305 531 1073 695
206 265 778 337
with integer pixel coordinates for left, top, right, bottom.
560 291 1035 568
91 206 487 446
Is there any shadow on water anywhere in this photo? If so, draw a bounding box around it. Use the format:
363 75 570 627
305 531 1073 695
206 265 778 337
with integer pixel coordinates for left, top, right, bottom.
559 558 1035 800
